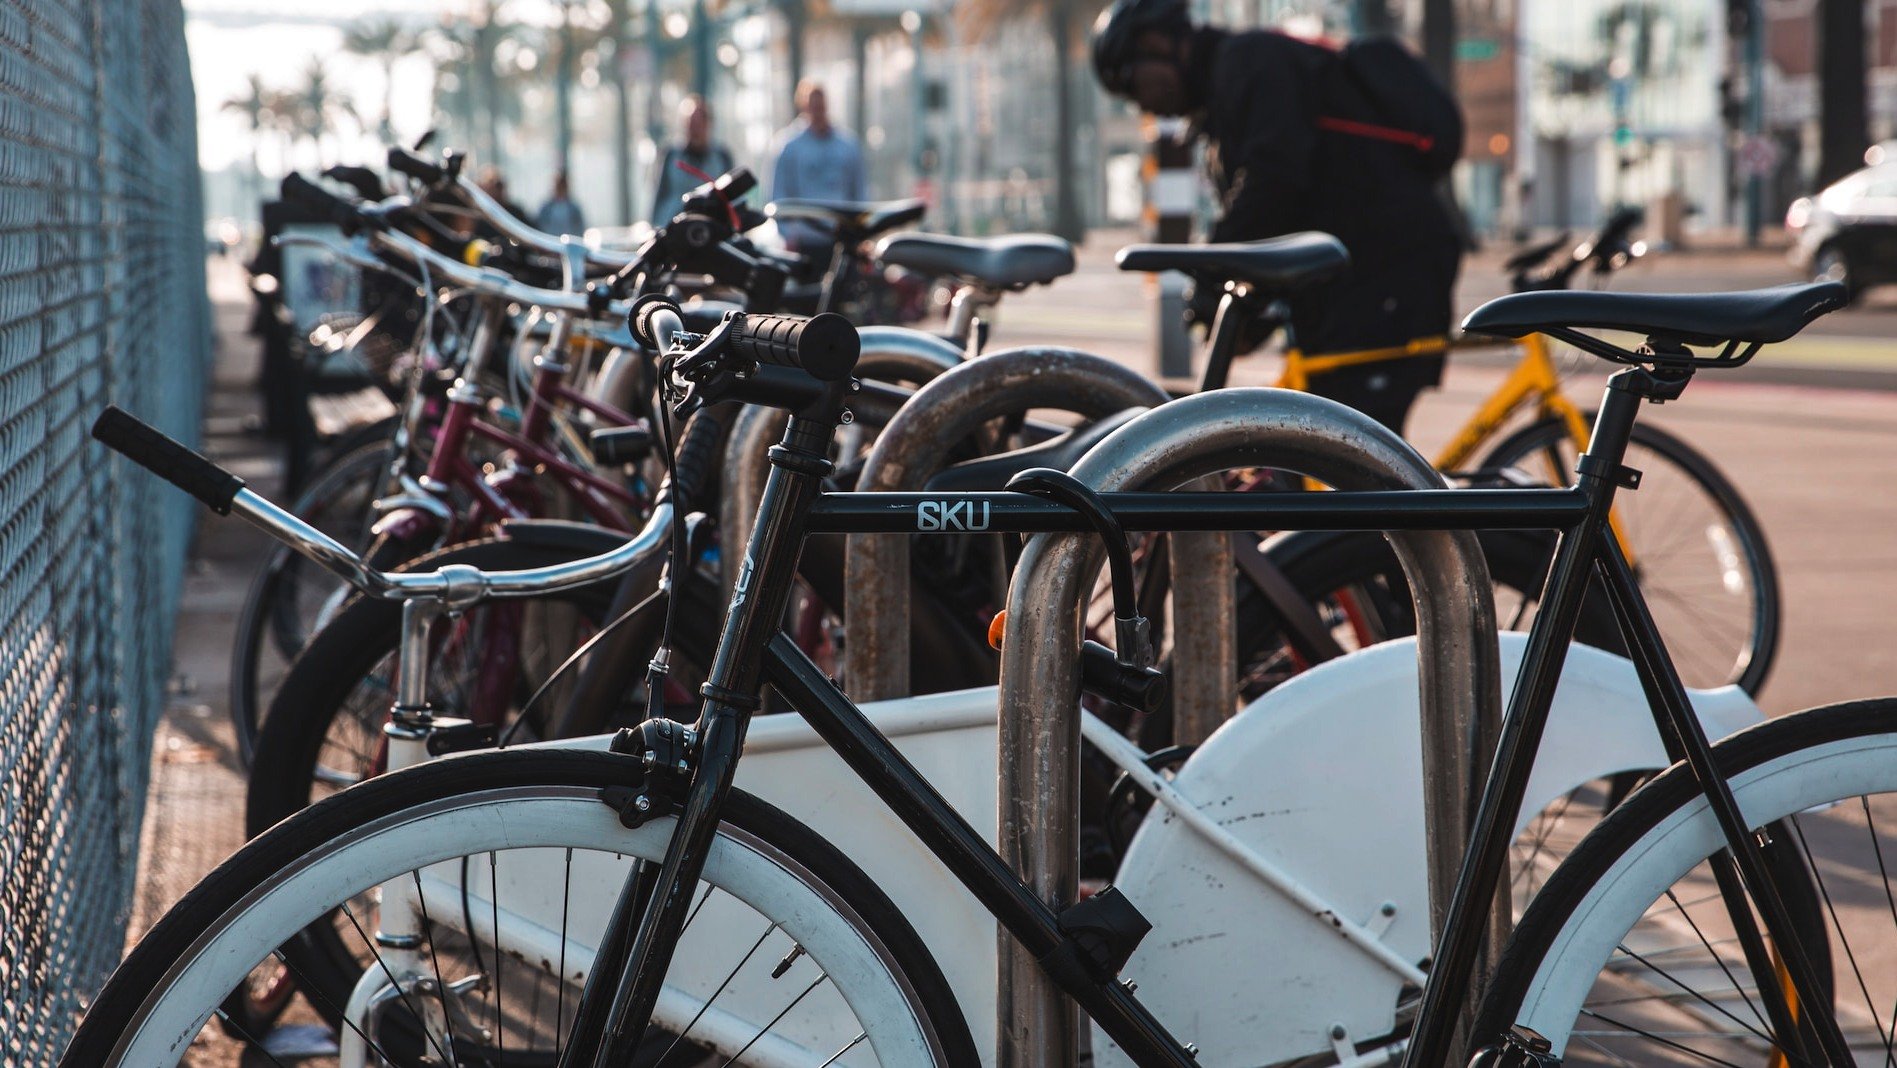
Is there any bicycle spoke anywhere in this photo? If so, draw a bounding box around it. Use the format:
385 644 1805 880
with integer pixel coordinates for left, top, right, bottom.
1664 885 1772 1033
208 1006 296 1068
657 919 780 1066
557 847 573 1061
715 972 831 1068
1514 790 1581 899
1575 1007 1773 1068
413 870 463 1066
1642 588 1752 646
341 895 463 1064
1570 1026 1647 1068
815 1031 870 1067
1608 939 1778 1049
1788 812 1896 1062
268 940 408 1066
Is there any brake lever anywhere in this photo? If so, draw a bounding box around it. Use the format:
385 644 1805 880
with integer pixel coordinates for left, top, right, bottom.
659 318 738 419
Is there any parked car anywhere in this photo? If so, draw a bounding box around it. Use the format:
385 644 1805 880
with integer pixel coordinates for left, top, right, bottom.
1786 162 1897 301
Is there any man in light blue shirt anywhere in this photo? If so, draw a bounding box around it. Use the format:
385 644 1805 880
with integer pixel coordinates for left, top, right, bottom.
770 81 869 253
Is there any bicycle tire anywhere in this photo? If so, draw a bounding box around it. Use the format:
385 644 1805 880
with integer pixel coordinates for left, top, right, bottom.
66 748 977 1066
246 537 722 1021
228 439 402 767
1482 415 1780 694
1470 701 1895 1067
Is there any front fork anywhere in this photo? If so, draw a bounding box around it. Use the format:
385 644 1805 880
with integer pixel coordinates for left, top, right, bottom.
337 693 475 1066
558 417 838 1068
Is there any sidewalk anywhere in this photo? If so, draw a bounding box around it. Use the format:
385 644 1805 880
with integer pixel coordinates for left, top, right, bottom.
129 257 279 945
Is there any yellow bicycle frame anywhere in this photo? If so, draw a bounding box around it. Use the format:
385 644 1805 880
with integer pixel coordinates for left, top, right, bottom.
1275 331 1635 559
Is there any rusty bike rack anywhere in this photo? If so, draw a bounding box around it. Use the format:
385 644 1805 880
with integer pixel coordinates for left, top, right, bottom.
717 326 963 591
841 346 1235 715
996 387 1505 1067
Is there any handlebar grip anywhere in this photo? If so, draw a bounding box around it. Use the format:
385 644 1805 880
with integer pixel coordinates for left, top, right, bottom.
728 312 859 382
91 406 245 515
629 294 682 350
387 146 446 185
663 405 728 510
280 172 360 229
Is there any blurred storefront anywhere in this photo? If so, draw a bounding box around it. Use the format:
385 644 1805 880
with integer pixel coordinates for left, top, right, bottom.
1518 1 1725 239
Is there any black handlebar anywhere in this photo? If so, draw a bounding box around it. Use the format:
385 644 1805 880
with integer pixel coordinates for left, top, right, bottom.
280 172 362 230
92 406 246 515
628 293 679 349
727 311 859 382
388 146 446 186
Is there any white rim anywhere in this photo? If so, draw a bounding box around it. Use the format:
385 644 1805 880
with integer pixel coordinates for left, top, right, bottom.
1506 731 1897 1056
108 785 944 1066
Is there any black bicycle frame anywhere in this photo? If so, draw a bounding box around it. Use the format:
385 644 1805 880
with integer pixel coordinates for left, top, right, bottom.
569 362 1851 1068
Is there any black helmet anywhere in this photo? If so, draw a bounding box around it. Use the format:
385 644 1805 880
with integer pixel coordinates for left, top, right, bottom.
1091 0 1190 97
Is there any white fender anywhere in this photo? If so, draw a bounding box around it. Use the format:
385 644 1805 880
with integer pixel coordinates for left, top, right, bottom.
1093 634 1763 1067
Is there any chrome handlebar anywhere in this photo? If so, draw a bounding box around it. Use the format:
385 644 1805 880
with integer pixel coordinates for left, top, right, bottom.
230 487 673 609
450 173 643 269
275 227 636 320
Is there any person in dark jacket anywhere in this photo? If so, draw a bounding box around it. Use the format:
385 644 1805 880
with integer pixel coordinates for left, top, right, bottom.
651 95 736 225
1092 0 1463 433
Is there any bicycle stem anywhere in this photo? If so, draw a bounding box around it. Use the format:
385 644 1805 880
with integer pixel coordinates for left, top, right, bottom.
573 411 841 1066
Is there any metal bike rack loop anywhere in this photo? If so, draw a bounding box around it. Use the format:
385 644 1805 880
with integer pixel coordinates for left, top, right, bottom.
718 326 963 590
997 388 1505 1067
842 346 1233 710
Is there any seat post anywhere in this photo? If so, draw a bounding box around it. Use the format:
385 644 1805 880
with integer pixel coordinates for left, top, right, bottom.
1197 287 1283 393
1581 364 1690 491
1197 289 1245 392
946 283 1001 343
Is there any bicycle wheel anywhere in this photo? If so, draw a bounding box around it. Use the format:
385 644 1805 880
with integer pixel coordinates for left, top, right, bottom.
1474 699 1897 1067
246 538 722 1021
229 439 402 764
1482 416 1779 694
65 749 976 1066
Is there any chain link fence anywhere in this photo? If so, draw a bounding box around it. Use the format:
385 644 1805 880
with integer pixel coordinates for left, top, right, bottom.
0 2 206 1062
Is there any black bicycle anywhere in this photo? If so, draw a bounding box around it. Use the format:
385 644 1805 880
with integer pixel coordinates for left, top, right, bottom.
74 278 1888 1068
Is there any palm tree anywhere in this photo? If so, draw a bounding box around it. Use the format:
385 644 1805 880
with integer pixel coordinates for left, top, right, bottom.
548 0 613 176
603 0 637 225
426 5 523 169
286 58 360 169
343 16 414 145
222 74 276 175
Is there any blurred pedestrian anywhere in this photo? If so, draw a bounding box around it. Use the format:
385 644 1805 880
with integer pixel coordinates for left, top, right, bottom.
651 94 735 225
474 165 531 242
535 170 586 236
1092 0 1464 434
770 80 868 253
